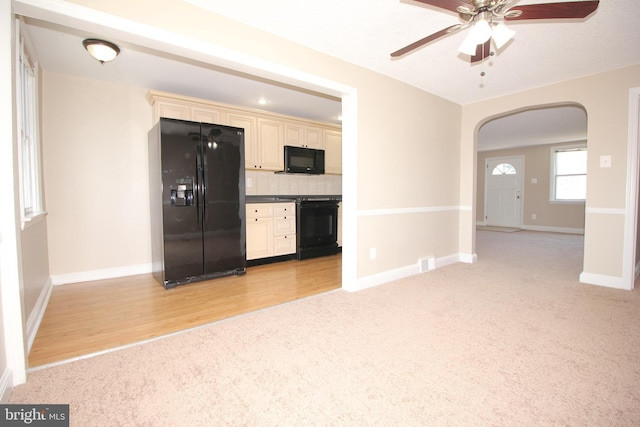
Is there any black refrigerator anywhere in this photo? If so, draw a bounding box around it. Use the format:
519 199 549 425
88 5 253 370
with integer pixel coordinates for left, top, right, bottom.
148 118 246 288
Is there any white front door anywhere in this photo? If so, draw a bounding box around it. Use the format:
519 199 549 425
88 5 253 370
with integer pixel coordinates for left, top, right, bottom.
485 156 524 228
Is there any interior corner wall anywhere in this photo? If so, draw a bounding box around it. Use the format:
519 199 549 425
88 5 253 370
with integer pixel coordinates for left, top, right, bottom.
462 65 640 286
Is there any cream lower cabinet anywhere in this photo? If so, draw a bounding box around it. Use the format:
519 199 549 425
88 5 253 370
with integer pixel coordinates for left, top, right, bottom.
273 203 296 256
246 202 296 260
246 204 274 260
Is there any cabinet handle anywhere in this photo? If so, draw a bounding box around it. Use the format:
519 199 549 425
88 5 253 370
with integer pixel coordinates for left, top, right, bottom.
255 218 258 221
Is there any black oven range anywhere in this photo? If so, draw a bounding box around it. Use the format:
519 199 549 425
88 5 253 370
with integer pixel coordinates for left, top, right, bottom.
295 197 340 260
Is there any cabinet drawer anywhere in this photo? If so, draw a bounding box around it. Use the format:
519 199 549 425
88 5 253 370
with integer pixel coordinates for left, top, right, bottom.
274 235 296 256
274 202 295 218
246 204 274 218
274 216 295 236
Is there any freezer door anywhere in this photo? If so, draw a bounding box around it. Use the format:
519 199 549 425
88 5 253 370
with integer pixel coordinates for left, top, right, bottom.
201 123 246 274
160 119 204 282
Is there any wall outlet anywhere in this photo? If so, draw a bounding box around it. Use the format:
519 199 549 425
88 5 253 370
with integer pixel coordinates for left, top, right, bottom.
370 247 376 260
246 178 253 188
531 213 537 220
600 155 612 168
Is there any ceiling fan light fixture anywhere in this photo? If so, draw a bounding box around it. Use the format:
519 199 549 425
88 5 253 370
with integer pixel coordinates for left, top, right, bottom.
491 23 515 49
82 39 120 64
457 31 481 56
471 18 492 44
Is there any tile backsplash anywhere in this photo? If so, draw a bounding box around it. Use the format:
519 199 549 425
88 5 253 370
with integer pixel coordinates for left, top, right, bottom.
245 170 342 196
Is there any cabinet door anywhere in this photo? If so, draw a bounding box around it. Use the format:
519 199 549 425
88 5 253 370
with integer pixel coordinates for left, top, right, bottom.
228 113 258 169
274 216 295 236
155 100 190 121
257 118 284 171
324 130 342 175
284 122 304 147
305 126 324 149
246 217 273 260
192 106 224 124
274 235 296 256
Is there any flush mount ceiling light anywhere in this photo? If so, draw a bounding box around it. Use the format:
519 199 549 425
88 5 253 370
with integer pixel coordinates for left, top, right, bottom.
391 0 599 64
82 39 120 64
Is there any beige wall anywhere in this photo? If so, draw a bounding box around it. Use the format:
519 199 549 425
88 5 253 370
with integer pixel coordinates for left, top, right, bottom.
462 65 640 282
477 143 586 232
43 73 153 277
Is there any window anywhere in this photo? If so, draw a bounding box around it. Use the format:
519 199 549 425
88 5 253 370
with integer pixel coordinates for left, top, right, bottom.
17 20 44 223
550 145 587 202
492 163 516 175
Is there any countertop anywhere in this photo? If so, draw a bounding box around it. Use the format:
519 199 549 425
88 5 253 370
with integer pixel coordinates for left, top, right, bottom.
246 195 342 203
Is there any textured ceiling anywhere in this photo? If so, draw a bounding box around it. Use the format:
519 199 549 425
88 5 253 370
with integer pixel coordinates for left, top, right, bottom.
185 0 640 105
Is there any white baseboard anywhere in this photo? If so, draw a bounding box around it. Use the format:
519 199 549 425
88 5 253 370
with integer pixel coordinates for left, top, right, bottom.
0 368 12 403
477 223 584 235
521 225 584 235
51 263 153 285
350 253 472 292
579 272 631 290
26 277 52 353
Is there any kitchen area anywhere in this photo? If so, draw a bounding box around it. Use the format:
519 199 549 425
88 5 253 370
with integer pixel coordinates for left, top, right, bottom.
147 90 342 288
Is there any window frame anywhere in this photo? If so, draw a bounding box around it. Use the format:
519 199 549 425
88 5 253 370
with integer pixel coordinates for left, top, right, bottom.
16 19 46 228
549 143 587 204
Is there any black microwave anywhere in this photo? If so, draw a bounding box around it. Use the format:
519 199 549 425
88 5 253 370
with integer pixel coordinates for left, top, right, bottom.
283 145 325 174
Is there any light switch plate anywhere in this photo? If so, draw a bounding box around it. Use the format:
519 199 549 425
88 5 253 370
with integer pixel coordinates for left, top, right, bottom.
600 155 612 168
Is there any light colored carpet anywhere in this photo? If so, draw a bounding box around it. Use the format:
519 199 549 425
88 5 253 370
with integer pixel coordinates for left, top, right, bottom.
10 231 640 426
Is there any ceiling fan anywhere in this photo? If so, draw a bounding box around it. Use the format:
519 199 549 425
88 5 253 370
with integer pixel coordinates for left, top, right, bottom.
391 0 599 63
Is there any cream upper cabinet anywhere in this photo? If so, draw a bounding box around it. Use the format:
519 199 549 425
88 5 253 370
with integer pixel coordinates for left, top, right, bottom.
284 122 303 147
305 126 324 149
228 113 258 169
148 91 340 174
256 118 284 171
191 106 225 124
284 122 324 149
151 97 225 124
153 99 191 121
324 130 342 175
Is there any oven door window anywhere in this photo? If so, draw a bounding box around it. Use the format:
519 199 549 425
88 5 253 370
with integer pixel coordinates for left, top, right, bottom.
299 204 337 247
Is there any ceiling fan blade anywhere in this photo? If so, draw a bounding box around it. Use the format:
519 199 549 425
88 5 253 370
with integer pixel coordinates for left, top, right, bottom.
504 0 599 21
470 41 490 63
391 24 462 58
412 0 473 14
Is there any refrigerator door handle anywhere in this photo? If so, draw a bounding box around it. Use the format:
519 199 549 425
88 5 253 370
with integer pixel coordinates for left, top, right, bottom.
201 145 208 221
196 146 203 230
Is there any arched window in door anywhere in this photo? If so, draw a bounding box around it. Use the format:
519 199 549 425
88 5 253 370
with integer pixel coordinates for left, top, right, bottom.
492 163 516 175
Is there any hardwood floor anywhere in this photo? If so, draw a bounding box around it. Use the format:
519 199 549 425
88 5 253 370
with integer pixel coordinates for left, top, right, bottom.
28 254 342 368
